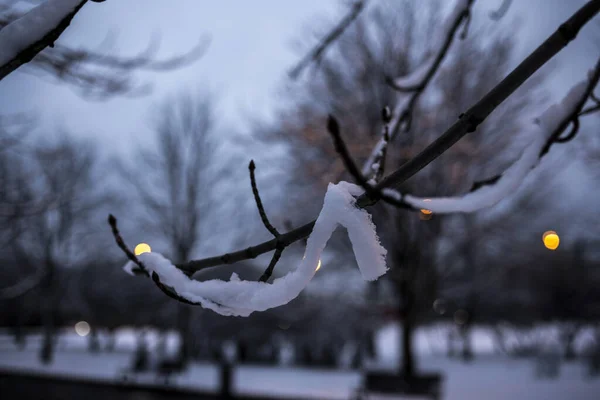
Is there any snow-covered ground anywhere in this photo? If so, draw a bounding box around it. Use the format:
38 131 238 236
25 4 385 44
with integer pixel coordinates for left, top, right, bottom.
1 324 599 399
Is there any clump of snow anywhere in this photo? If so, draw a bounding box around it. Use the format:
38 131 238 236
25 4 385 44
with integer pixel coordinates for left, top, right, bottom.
124 182 387 317
397 78 590 213
0 0 84 70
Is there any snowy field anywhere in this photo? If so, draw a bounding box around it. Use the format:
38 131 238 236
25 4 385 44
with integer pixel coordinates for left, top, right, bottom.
1 324 599 399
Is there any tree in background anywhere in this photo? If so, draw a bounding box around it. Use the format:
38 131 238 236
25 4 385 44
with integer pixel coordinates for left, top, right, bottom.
257 0 546 376
2 134 106 363
124 90 217 365
0 0 208 99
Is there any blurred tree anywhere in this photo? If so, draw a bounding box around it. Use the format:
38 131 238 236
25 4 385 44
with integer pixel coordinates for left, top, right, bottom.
4 134 107 363
0 0 208 99
257 0 545 377
124 89 217 365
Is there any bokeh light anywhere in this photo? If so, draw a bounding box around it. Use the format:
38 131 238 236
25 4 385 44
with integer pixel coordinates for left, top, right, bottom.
134 242 151 256
315 259 322 272
542 231 560 250
74 321 90 337
420 199 433 215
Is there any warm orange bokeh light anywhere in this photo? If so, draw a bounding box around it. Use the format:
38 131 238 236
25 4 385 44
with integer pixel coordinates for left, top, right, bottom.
542 231 560 250
134 243 152 256
420 199 432 215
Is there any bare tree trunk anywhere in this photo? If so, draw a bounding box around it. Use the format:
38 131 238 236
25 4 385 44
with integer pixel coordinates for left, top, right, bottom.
399 276 415 377
105 328 115 352
561 323 580 361
11 301 26 350
177 304 192 364
39 262 56 364
460 321 473 362
88 326 100 353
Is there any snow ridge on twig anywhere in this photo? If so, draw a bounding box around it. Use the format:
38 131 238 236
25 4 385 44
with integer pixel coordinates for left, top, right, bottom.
397 78 591 213
0 0 84 75
124 182 387 317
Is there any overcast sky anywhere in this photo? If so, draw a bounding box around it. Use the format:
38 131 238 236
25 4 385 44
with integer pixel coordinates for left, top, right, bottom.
0 0 598 256
1 0 597 152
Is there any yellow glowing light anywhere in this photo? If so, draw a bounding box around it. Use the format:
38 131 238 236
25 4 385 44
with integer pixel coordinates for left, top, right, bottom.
303 255 322 272
74 321 90 337
542 231 560 250
420 199 432 215
134 243 151 256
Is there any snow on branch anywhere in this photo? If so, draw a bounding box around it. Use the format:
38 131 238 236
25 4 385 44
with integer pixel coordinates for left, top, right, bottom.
288 0 367 80
489 0 513 21
116 182 387 317
110 1 600 282
0 0 90 81
397 66 599 214
387 0 472 92
363 0 474 175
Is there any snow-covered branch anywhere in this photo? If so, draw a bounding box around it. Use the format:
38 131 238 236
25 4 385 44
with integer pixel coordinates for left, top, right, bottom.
362 0 475 176
0 0 207 98
387 0 472 91
110 1 600 311
0 0 89 81
288 0 367 80
393 61 600 214
118 182 387 317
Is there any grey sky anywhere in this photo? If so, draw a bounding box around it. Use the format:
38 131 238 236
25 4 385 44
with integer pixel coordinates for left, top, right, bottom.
1 1 339 149
1 0 597 152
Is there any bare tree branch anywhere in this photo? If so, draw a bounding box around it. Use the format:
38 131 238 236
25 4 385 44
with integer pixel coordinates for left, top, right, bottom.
288 0 367 79
364 0 475 174
470 58 600 192
326 114 413 209
489 0 513 21
371 106 391 182
112 0 600 280
248 160 287 282
249 160 280 238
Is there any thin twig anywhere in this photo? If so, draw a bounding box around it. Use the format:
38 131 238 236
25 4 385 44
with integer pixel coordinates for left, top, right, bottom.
364 0 475 175
107 214 148 276
371 106 391 182
489 0 513 21
540 57 600 156
553 118 580 143
259 245 284 283
108 214 203 304
249 160 280 237
248 160 286 282
327 115 413 210
471 58 600 192
288 0 367 79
